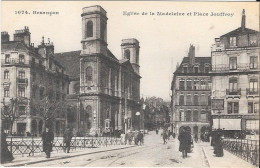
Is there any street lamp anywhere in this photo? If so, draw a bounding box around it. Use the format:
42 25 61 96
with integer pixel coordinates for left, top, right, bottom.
136 112 141 131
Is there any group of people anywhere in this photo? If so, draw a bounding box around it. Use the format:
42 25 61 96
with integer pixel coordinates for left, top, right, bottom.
125 130 144 145
211 130 224 157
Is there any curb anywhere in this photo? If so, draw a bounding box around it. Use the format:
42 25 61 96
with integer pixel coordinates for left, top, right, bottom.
202 146 212 168
4 145 136 167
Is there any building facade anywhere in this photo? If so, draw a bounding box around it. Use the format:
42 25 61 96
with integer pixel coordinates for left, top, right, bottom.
211 10 259 136
171 45 212 139
55 6 142 135
1 27 70 136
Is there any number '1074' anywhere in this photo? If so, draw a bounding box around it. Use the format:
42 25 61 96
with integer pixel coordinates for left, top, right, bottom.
15 11 29 14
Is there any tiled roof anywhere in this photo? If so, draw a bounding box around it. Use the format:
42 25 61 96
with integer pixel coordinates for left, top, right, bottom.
221 27 258 37
54 50 81 80
175 57 211 74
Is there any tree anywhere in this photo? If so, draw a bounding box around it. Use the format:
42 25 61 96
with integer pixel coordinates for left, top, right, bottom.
1 98 23 135
32 96 65 132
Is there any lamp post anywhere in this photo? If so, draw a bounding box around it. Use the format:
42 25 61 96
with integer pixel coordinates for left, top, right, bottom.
136 112 141 131
217 110 221 130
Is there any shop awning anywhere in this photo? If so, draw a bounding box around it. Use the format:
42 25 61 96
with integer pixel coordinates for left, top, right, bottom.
213 119 241 130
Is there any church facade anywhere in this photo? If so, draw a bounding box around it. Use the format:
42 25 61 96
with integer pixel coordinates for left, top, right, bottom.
56 6 142 135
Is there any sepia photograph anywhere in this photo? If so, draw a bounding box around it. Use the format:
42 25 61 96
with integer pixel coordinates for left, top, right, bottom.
0 1 259 167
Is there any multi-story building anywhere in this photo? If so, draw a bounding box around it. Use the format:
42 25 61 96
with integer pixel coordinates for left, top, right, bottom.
55 6 141 135
1 27 69 136
171 45 212 139
211 10 259 137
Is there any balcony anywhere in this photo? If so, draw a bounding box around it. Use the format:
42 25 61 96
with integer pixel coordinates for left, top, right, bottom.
226 88 241 97
212 63 259 73
17 78 28 84
1 58 29 66
246 88 259 97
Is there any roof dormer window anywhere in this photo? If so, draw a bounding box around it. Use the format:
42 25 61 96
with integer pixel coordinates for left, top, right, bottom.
230 37 237 47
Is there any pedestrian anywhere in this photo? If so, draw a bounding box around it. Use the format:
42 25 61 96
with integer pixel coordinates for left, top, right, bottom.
1 128 14 163
134 130 139 145
214 131 224 157
42 127 54 158
156 129 158 135
194 134 198 143
173 132 176 139
178 127 192 158
163 130 168 144
63 127 73 153
138 131 144 145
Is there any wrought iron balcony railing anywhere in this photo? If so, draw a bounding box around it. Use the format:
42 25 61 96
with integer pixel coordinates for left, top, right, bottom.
226 88 241 95
246 88 259 96
1 58 29 66
17 78 28 84
212 63 259 72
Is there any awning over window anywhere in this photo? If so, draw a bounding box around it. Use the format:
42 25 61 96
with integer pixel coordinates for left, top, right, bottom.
213 119 241 130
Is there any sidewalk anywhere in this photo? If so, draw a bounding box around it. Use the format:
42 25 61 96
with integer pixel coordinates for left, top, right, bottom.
1 145 135 167
202 142 257 168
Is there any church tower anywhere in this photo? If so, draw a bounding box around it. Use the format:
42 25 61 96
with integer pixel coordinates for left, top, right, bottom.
81 6 108 56
121 39 140 75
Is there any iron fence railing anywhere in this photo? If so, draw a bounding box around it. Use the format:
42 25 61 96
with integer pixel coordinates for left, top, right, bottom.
223 138 259 166
6 136 124 157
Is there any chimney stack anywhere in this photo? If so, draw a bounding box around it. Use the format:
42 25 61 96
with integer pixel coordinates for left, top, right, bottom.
13 26 31 46
1 31 10 42
241 9 246 32
188 44 195 65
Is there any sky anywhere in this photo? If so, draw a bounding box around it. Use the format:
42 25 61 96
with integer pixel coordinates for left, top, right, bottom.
1 1 259 101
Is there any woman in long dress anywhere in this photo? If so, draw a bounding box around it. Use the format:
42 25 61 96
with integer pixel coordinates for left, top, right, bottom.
1 128 14 163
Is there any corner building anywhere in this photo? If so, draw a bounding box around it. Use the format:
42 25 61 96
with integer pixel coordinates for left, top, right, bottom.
211 10 259 136
77 6 141 135
171 45 212 139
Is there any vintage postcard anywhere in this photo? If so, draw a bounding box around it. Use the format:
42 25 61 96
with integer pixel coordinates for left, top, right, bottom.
1 1 259 167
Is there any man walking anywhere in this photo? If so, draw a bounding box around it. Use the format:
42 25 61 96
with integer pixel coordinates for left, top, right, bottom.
178 127 192 158
63 127 73 153
42 127 54 158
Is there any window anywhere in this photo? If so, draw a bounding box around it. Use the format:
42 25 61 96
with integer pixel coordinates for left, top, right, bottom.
249 34 257 46
250 56 258 69
179 80 185 90
194 67 199 73
201 94 207 105
32 57 35 65
249 79 258 92
18 87 25 97
186 80 192 90
201 113 207 122
124 50 130 60
229 57 237 70
86 66 93 82
229 78 238 91
194 80 199 90
5 54 10 63
201 80 206 90
248 102 259 114
19 106 26 115
227 102 239 114
179 95 184 105
86 21 93 38
19 54 25 63
205 66 210 73
180 111 185 121
230 37 237 47
183 66 188 73
4 70 9 79
86 105 92 121
18 71 25 79
186 94 192 105
208 95 211 106
193 110 199 122
4 89 9 97
193 94 199 105
186 110 191 121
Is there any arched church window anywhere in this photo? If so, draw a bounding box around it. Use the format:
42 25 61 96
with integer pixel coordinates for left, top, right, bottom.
86 21 93 38
86 66 93 82
124 49 130 60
